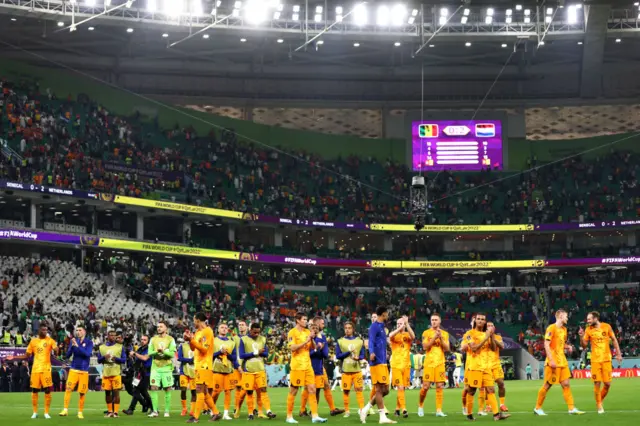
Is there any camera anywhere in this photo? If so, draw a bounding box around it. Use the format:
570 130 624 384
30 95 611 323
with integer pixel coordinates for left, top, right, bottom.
410 176 428 232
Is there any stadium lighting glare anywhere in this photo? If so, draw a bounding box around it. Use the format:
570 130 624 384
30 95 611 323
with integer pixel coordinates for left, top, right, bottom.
567 5 577 24
293 4 300 12
501 43 507 48
235 1 242 8
241 38 247 42
487 8 494 16
408 16 414 24
202 34 209 39
547 7 553 15
576 4 583 8
353 42 360 47
465 42 471 47
524 9 531 16
377 5 390 26
336 6 343 14
439 16 446 25
354 3 368 26
463 8 470 16
615 38 621 43
545 16 552 23
245 0 269 24
192 0 203 16
391 4 406 26
506 9 512 16
394 41 401 47
162 33 169 37
505 17 512 23
461 16 468 24
411 8 418 17
57 21 64 27
292 13 299 20
147 0 157 13
273 11 280 19
515 5 522 11
165 0 184 17
85 0 96 6
314 13 322 22
126 28 134 33
216 0 221 6
524 16 530 23
105 0 112 6
440 8 448 17
485 16 493 24
232 8 240 16
315 6 323 13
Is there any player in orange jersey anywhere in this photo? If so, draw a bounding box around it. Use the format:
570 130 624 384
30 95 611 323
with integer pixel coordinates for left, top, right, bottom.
185 312 219 423
418 313 449 418
7 324 59 419
285 313 327 424
461 313 475 415
486 322 508 412
389 315 414 418
579 311 622 414
534 309 585 416
460 313 509 421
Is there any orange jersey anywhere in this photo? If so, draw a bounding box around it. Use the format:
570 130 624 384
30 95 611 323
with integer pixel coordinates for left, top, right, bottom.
488 334 503 369
463 329 489 371
26 336 57 374
422 328 450 368
389 331 412 370
288 327 312 371
192 327 214 370
544 324 568 367
584 322 615 363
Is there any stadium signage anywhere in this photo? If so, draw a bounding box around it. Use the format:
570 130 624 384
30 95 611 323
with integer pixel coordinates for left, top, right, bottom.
572 368 640 379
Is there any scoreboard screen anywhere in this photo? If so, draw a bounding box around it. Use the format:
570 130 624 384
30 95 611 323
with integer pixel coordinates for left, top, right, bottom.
411 120 503 171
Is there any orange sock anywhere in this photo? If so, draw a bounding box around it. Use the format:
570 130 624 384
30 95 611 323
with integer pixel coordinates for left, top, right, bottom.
206 393 218 415
78 394 86 412
63 390 72 409
247 393 255 414
594 384 602 407
309 392 319 417
419 388 427 408
190 401 196 415
44 393 52 415
31 393 39 413
436 388 444 412
194 392 205 419
343 392 350 413
260 392 271 412
397 389 406 411
466 393 474 415
235 389 246 413
300 389 309 413
106 401 111 412
500 397 505 406
114 403 119 414
535 386 548 410
286 393 295 417
478 388 485 412
562 387 575 411
224 391 231 411
181 399 187 410
356 391 365 410
486 392 499 415
601 386 610 402
324 388 337 411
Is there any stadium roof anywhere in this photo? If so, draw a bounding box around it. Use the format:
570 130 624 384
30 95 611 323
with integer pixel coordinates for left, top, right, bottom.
1 1 639 103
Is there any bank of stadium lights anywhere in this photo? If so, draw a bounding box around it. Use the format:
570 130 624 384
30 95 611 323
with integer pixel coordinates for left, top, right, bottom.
505 8 512 24
524 8 531 23
336 6 343 22
407 8 417 24
147 0 156 13
567 4 578 24
438 8 448 25
354 3 367 25
292 4 300 20
485 8 493 24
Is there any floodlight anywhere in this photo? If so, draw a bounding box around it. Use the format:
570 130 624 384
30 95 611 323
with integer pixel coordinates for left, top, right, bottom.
162 33 169 37
314 14 322 22
166 0 184 17
411 8 418 16
232 8 240 16
615 38 621 43
241 38 247 42
577 41 583 45
273 11 280 19
515 5 522 11
438 16 446 25
408 16 414 24
377 5 390 26
353 42 360 47
440 8 448 17
394 42 401 47
293 4 300 12
505 17 512 23
461 16 468 24
567 5 577 24
235 1 242 8
336 6 343 14
506 9 512 16
465 42 471 47
316 6 323 13
245 0 268 24
192 0 203 15
147 0 157 13
485 16 493 24
501 43 507 48
277 38 284 43
354 3 368 26
463 8 470 16
524 9 531 16
539 41 545 45
487 8 494 16
86 0 96 6
57 21 64 27
292 13 299 20
545 16 552 23
88 26 95 30
546 7 553 15
203 34 209 39
127 28 134 33
524 16 530 23
391 4 406 26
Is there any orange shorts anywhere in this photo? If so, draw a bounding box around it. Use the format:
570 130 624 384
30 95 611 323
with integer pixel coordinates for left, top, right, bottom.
180 374 197 390
290 369 314 387
590 362 612 383
370 364 389 385
233 370 242 388
423 364 446 384
544 366 571 385
67 369 89 393
341 372 364 391
242 371 268 390
213 373 234 392
491 366 504 380
314 375 326 389
391 368 410 387
464 370 494 388
102 375 122 391
196 369 214 388
31 371 53 389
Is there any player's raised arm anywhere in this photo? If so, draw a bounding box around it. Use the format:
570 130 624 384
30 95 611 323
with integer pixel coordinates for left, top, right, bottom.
403 316 415 341
441 331 451 352
493 334 504 350
51 339 60 356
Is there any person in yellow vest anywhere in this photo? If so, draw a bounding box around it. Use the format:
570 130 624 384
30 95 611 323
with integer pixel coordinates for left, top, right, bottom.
97 330 126 417
234 320 266 418
178 339 197 417
335 321 366 418
212 323 239 420
238 323 276 420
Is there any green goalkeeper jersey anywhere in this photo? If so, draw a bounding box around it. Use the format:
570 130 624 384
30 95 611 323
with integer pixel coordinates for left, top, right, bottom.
149 335 177 373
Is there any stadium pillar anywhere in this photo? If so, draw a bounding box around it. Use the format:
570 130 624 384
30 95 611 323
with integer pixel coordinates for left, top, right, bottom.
628 234 636 247
91 209 98 234
384 235 392 252
228 225 236 242
274 230 283 247
566 234 574 249
30 202 41 229
136 214 144 240
327 234 335 250
183 221 192 243
503 236 513 251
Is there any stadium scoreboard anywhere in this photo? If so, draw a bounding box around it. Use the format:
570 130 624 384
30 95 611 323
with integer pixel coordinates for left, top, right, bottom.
411 120 503 171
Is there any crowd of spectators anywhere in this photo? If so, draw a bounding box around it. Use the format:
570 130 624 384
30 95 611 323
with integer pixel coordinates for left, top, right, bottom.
4 77 640 227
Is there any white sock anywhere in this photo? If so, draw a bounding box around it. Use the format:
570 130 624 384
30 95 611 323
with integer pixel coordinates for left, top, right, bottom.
379 410 387 421
224 410 229 416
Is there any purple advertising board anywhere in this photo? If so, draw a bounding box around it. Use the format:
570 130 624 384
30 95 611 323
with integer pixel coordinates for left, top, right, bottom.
442 320 520 350
411 120 503 171
0 229 97 246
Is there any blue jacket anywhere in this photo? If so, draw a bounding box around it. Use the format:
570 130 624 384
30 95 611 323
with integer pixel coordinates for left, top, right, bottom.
177 344 194 376
66 338 93 372
97 342 126 365
335 336 365 360
136 345 152 376
213 337 239 369
368 322 387 366
238 337 269 372
309 335 328 376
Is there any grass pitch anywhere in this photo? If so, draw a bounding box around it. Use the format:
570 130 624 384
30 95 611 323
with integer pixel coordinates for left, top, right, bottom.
0 379 637 425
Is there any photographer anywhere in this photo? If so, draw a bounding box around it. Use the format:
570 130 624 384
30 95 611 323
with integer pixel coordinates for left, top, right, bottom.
123 335 152 415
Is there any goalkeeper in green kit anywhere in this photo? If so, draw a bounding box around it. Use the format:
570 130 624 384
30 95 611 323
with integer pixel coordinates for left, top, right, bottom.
147 321 177 418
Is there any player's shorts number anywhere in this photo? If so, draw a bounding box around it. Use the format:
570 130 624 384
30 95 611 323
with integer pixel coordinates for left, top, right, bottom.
473 380 478 385
296 379 301 385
